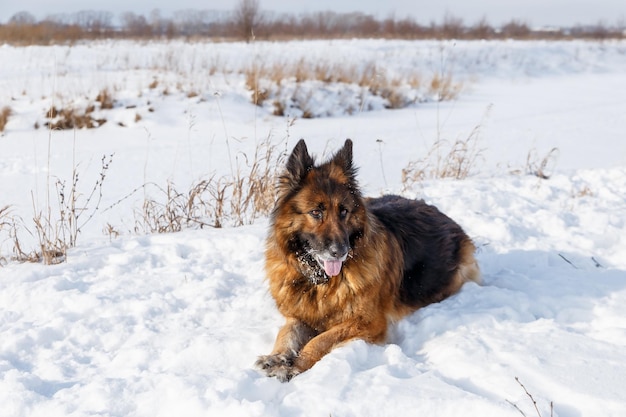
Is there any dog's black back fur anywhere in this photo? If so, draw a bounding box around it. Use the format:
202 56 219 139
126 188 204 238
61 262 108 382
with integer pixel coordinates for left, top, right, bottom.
366 195 469 307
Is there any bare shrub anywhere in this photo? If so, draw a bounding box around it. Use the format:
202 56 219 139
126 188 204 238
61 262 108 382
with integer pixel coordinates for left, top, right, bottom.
30 154 114 265
62 154 114 247
469 17 497 39
439 13 465 39
502 20 532 39
233 0 263 42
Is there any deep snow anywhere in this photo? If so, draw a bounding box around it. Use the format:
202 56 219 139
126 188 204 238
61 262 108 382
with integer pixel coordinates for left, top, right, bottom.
1 39 625 417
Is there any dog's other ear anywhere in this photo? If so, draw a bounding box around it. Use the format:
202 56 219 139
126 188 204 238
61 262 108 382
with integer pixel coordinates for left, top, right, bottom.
281 139 315 190
331 139 356 179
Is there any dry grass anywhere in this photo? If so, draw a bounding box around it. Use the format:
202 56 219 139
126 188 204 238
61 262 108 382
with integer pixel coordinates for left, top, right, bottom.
0 206 42 264
402 121 485 191
134 136 284 233
0 106 11 133
44 88 118 130
96 88 115 109
428 72 464 101
244 62 271 107
0 206 11 232
133 178 233 233
401 105 491 191
229 138 284 225
572 185 593 198
135 181 199 233
0 122 563 267
525 147 560 179
0 206 12 265
0 205 54 264
45 106 107 130
31 207 69 265
103 222 121 241
244 58 463 116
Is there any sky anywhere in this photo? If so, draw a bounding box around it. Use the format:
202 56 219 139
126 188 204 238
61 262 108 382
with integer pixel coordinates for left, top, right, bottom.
0 0 624 27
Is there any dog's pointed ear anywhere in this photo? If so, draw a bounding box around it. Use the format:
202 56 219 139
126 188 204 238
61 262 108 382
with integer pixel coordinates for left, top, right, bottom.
331 139 356 178
281 139 315 190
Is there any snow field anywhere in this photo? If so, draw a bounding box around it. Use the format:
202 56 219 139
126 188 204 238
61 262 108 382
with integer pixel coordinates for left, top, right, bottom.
2 169 625 416
1 39 626 416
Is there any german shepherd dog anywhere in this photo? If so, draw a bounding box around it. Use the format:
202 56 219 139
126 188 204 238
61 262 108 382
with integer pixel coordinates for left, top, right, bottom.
256 139 479 381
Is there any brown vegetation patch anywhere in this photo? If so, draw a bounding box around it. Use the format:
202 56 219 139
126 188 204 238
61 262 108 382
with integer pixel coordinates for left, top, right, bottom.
96 88 115 109
0 106 11 132
45 106 107 130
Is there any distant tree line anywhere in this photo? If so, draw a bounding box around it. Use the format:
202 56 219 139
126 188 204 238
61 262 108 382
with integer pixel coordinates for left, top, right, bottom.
1 5 624 45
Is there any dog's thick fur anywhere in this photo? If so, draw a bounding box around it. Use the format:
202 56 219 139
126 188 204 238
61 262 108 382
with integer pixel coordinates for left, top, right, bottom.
256 139 479 381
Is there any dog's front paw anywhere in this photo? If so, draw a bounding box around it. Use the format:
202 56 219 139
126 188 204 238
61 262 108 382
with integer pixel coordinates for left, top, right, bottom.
255 352 300 382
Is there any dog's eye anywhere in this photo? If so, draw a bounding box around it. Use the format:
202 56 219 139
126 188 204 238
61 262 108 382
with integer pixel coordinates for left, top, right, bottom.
339 208 348 218
309 209 323 219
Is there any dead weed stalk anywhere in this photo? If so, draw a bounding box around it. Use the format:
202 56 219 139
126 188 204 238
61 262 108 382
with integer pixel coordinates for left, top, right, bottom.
507 377 554 417
526 147 559 179
30 153 114 264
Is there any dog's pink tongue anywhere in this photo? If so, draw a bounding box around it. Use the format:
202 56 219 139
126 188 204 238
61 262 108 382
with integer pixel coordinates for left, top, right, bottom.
323 260 343 277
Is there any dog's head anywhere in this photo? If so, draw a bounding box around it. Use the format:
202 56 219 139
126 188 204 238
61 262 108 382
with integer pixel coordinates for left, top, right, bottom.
273 139 366 284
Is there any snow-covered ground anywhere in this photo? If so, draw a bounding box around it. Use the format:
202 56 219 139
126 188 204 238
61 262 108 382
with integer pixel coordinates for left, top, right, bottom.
1 40 625 417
